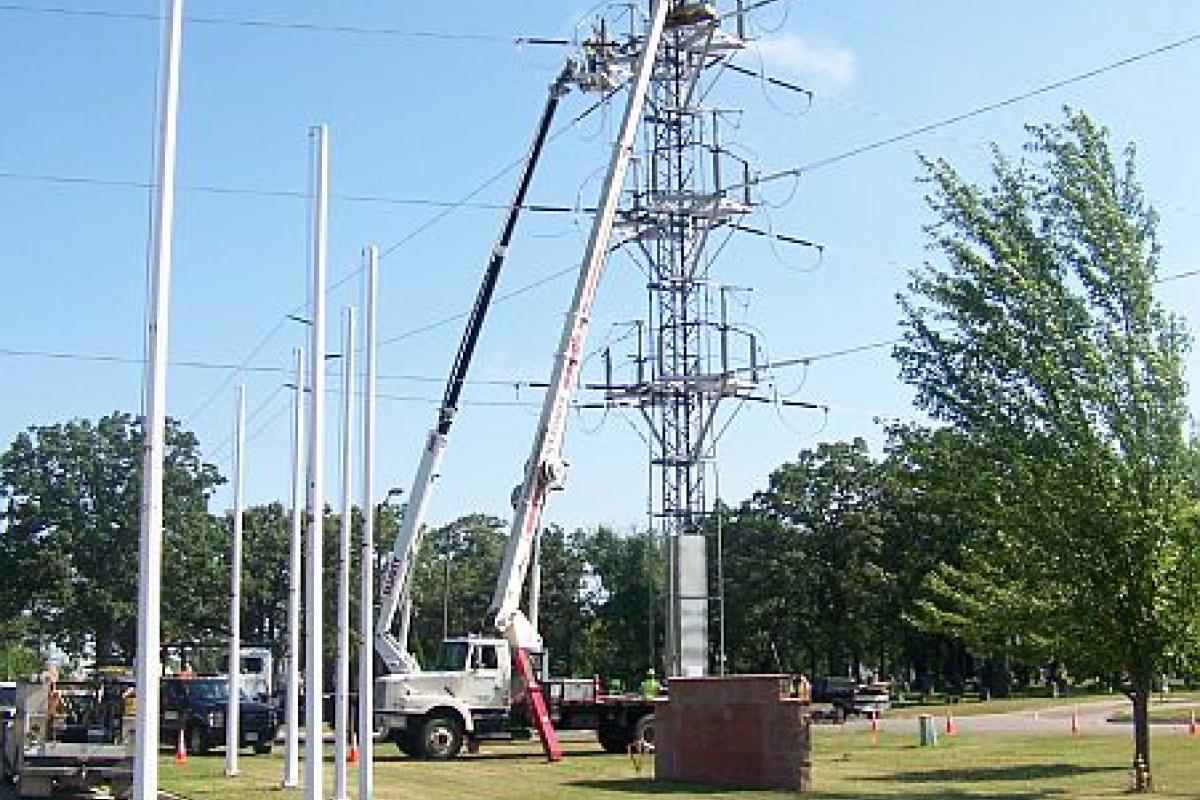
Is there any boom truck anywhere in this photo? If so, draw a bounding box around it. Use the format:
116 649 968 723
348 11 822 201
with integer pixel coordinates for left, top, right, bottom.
372 0 672 761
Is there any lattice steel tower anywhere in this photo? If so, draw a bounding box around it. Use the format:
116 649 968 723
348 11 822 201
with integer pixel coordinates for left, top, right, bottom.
604 1 760 677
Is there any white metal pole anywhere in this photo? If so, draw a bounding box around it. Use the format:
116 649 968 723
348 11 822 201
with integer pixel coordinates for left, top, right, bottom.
305 123 329 800
226 384 246 776
134 1 183 797
715 465 726 677
335 308 355 800
284 347 305 788
359 245 378 800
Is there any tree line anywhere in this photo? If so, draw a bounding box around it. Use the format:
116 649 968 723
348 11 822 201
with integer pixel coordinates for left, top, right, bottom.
2 110 1197 789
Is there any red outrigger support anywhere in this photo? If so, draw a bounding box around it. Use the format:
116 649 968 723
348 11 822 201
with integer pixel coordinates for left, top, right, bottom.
514 648 563 762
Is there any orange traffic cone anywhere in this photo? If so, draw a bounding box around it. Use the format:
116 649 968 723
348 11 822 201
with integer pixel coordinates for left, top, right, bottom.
174 727 187 765
1071 707 1081 736
1188 710 1197 737
348 732 360 765
945 711 957 737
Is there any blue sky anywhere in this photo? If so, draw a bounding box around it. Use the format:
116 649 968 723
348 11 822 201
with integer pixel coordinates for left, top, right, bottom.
3 1 1199 532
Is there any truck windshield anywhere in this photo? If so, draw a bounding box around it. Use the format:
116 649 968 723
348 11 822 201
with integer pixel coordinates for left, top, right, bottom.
187 681 229 701
430 641 469 672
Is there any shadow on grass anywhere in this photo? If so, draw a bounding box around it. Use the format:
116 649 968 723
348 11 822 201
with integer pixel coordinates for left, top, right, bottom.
865 763 1122 784
372 749 612 764
567 778 1059 799
566 779 767 795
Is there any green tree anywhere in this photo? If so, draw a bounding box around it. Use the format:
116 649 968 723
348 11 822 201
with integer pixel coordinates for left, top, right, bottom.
583 526 662 683
896 109 1200 789
883 425 1053 696
408 514 507 660
239 503 292 645
722 439 888 678
532 525 595 677
0 412 224 663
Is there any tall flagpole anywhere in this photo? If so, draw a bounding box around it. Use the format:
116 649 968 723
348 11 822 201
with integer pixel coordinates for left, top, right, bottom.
284 348 305 787
226 385 246 776
133 1 183 797
359 245 378 800
305 123 329 800
334 308 355 800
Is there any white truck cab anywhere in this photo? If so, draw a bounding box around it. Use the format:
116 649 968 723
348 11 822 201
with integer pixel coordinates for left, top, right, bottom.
374 636 516 759
220 647 275 703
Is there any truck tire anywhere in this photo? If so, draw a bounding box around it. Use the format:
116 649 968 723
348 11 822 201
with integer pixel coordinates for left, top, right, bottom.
393 729 418 757
633 714 655 752
187 725 210 755
253 742 273 755
416 715 463 760
598 724 632 754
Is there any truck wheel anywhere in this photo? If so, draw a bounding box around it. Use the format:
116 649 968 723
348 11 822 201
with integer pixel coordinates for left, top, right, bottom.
633 714 656 752
598 725 632 754
253 742 273 755
417 716 463 760
393 729 418 757
187 725 210 755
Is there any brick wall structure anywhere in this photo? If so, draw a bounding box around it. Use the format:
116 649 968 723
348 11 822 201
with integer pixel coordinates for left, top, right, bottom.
654 674 811 790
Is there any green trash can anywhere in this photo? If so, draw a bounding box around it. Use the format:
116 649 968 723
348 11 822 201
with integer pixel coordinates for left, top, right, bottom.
918 713 938 746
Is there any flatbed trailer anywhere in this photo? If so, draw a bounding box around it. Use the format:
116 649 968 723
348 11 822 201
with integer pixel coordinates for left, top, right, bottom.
376 638 662 759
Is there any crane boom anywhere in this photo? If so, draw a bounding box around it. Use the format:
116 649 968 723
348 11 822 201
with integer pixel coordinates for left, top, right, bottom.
489 0 669 652
374 62 576 675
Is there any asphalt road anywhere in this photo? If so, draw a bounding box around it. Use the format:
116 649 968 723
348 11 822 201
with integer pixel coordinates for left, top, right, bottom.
848 698 1194 737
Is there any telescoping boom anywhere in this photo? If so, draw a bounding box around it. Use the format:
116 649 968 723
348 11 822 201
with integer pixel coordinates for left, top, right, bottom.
487 0 670 762
374 62 578 675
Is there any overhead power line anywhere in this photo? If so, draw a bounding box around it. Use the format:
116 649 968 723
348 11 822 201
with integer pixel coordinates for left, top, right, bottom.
0 346 541 387
0 3 570 45
0 170 582 214
748 30 1200 187
180 88 618 427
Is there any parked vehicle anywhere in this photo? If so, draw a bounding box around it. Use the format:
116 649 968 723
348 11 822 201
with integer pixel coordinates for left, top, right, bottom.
219 647 276 704
810 676 892 717
160 676 278 755
0 682 15 722
374 636 658 759
372 20 667 762
0 672 134 798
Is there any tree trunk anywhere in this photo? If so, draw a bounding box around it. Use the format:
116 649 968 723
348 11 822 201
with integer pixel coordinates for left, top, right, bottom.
1130 678 1153 792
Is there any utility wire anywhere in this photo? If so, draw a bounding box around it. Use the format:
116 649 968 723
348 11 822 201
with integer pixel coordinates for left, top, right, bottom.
7 266 1197 376
181 88 618 429
745 30 1200 188
378 264 580 348
0 3 570 45
0 345 543 387
0 170 582 214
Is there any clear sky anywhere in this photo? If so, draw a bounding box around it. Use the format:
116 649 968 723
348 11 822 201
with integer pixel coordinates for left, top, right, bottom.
3 1 1199 533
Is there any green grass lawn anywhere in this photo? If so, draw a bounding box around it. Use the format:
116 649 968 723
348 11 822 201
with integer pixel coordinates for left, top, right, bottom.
159 727 1200 800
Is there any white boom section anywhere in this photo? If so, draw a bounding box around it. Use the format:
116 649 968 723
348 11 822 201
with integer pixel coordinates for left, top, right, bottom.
490 0 668 651
374 65 577 676
375 430 445 673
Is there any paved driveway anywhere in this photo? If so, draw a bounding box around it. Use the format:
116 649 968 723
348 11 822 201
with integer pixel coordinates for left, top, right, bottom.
848 698 1194 737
